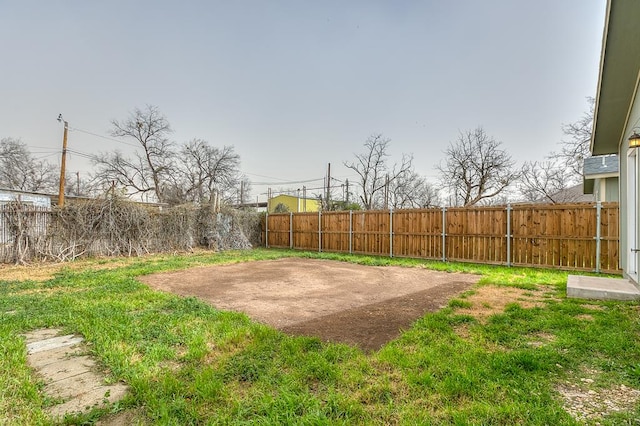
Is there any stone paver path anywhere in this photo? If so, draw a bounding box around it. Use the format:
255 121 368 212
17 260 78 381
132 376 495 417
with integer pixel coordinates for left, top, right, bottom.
24 329 128 419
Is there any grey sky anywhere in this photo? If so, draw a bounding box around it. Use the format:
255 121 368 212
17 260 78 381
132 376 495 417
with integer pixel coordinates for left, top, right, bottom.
0 1 605 201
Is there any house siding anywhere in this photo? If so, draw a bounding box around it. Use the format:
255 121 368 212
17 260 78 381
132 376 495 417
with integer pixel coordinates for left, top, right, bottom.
605 177 619 202
619 85 640 280
0 190 51 208
268 195 320 213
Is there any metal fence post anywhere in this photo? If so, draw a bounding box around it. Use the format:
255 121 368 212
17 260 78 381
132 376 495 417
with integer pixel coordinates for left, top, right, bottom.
349 210 353 254
389 208 394 258
441 207 446 262
506 204 512 266
318 210 322 252
595 202 601 273
289 212 293 249
265 213 269 248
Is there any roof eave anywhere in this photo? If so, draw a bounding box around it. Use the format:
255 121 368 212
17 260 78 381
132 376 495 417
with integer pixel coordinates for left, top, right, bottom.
591 0 640 155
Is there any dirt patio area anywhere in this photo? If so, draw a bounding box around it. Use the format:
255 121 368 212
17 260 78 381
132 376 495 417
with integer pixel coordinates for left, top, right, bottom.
140 258 480 351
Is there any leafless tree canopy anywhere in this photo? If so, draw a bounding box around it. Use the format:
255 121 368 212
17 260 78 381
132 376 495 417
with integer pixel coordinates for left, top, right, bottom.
93 105 175 203
390 170 440 209
438 127 518 207
519 160 578 203
343 134 414 210
517 98 594 203
92 106 245 205
0 137 58 192
168 139 242 204
553 97 594 181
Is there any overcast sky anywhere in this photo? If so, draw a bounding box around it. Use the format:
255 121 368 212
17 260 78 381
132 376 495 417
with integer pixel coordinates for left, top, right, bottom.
0 1 605 201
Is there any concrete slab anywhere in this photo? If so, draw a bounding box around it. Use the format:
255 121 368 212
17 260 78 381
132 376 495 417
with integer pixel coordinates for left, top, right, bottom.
26 335 84 354
567 275 640 301
28 345 82 368
37 356 97 383
23 329 128 420
46 371 106 399
24 328 62 343
47 384 128 419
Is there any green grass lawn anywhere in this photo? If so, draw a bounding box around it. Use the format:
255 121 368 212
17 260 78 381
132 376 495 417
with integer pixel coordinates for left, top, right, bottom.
1 249 639 425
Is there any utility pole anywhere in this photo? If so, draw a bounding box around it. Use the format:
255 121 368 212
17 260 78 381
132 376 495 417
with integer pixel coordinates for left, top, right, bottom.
76 171 80 196
345 178 349 204
57 114 68 207
326 163 331 210
384 173 390 210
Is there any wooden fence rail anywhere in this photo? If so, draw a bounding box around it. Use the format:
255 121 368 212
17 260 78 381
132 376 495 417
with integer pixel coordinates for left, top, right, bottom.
264 202 620 273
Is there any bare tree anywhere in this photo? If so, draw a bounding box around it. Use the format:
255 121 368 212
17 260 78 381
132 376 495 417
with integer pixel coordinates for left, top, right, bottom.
93 105 175 203
390 170 440 209
237 176 252 204
64 172 95 197
552 97 594 181
516 98 594 202
438 127 519 207
518 160 577 203
171 139 242 204
0 137 57 192
344 134 413 210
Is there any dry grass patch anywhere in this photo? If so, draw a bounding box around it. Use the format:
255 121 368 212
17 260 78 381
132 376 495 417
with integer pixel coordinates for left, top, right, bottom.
581 303 606 312
13 287 87 296
526 332 556 348
557 382 640 423
0 263 70 282
454 286 547 323
453 323 472 340
575 314 595 321
0 258 137 282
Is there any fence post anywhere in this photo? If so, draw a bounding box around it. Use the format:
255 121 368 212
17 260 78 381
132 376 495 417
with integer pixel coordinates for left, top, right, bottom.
289 212 293 249
441 207 447 262
349 210 353 254
506 203 511 267
265 213 269 248
595 202 601 273
318 210 322 252
389 208 394 258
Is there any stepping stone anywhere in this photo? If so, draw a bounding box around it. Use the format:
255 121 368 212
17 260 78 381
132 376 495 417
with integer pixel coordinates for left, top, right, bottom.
23 329 128 420
26 335 84 354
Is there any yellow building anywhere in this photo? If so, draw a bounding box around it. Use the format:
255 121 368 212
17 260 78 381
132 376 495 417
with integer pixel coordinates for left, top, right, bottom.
267 194 320 213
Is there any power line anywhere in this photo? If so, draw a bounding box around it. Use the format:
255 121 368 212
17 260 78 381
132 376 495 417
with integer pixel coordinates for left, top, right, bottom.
250 177 324 185
70 127 140 148
67 148 97 160
32 152 60 160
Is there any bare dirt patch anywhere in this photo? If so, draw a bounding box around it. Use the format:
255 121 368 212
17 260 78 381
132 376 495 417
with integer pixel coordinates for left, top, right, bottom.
96 408 148 426
140 258 480 351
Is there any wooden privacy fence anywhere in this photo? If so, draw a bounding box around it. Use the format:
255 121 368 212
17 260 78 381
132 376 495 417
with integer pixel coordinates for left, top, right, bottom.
264 202 620 273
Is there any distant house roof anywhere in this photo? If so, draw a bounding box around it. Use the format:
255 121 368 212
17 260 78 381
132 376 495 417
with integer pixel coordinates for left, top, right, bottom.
583 155 619 195
524 183 595 204
583 155 619 178
551 183 595 203
0 188 52 208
